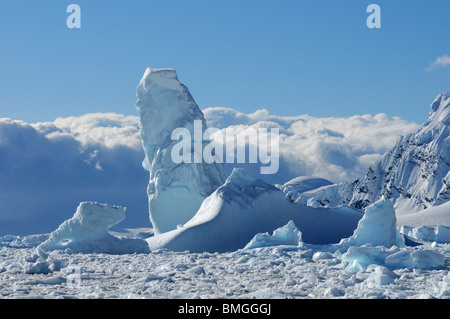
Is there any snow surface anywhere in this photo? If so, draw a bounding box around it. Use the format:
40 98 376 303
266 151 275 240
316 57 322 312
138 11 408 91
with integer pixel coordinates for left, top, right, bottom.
397 201 450 228
278 176 333 202
136 67 226 234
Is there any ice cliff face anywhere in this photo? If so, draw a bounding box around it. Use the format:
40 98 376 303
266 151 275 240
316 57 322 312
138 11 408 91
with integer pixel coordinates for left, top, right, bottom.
289 93 450 215
136 68 227 234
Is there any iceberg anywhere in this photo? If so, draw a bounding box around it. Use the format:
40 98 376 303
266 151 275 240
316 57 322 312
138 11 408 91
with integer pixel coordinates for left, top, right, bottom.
339 196 405 248
37 202 150 254
385 249 445 269
400 224 450 243
146 168 363 253
244 220 302 250
136 67 227 234
279 176 333 202
342 246 445 271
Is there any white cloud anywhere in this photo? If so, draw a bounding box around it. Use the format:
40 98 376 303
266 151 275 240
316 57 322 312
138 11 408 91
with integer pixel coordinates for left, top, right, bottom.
40 113 142 150
426 54 450 71
204 107 419 184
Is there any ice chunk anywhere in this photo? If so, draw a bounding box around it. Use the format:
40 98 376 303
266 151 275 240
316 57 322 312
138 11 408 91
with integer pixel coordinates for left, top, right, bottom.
342 246 393 272
38 202 150 254
136 67 227 234
25 261 53 274
385 249 445 269
147 168 363 252
244 221 302 250
343 245 445 271
339 196 405 248
436 225 450 243
400 225 450 243
312 251 334 262
364 265 398 287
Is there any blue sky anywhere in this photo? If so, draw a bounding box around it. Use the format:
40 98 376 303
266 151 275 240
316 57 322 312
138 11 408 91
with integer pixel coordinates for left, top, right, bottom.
0 0 449 124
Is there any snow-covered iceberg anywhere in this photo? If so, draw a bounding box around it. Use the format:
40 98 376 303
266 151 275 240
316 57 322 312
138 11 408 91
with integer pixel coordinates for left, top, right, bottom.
146 168 363 253
279 176 333 203
136 68 227 234
37 202 150 254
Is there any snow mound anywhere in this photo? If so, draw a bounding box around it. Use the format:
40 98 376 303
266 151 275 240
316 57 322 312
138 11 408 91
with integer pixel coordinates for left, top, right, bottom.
37 202 150 254
339 196 405 248
147 168 363 252
244 220 302 250
397 201 450 228
136 67 226 234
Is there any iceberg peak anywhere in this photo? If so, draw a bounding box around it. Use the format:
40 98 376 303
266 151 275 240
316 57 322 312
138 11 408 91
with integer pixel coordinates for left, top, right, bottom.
136 67 227 234
139 67 181 91
339 196 405 248
226 168 260 187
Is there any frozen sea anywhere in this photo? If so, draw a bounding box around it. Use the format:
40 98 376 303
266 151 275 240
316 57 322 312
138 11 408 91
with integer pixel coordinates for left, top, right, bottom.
1 234 449 300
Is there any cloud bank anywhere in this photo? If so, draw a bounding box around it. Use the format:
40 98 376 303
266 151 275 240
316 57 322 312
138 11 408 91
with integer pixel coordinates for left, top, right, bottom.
0 109 419 235
203 107 419 184
0 114 148 235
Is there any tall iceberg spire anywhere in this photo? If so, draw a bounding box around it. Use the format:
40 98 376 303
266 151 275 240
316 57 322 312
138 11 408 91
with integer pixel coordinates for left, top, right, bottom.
136 67 227 234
